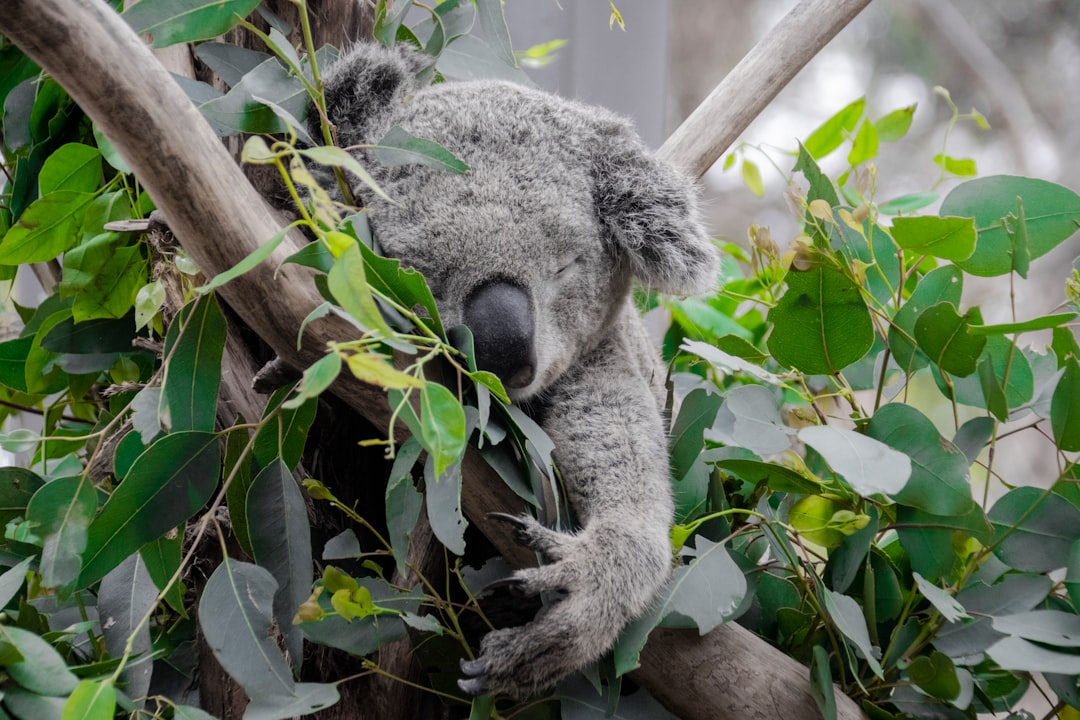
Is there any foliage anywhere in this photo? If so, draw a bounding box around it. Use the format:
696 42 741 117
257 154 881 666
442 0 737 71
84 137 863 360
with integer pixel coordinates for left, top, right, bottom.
1 2 1080 720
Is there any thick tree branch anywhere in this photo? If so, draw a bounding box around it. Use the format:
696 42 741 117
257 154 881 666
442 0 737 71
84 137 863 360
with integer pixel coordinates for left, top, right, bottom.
0 1 867 718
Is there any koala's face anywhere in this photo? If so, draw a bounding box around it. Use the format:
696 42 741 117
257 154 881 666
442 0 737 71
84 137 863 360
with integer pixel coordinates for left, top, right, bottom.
364 86 633 400
335 72 715 401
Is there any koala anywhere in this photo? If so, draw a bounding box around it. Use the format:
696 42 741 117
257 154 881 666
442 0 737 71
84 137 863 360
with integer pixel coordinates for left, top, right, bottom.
318 43 717 698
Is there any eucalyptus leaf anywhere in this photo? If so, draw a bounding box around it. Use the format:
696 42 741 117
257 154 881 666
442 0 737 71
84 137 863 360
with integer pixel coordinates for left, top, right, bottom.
372 126 469 174
247 459 312 673
38 143 101 195
767 264 874 375
80 431 221 588
386 437 423 577
798 425 911 497
889 264 964 373
914 302 986 377
0 625 79 695
424 454 466 556
986 636 1080 675
941 176 1080 277
890 216 976 262
657 536 746 634
866 403 972 514
98 554 156 703
26 476 96 590
988 487 1080 572
160 293 226 433
123 0 262 48
62 679 116 720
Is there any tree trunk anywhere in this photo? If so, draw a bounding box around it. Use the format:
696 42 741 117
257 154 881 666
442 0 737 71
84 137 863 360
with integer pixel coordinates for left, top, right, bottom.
0 1 869 718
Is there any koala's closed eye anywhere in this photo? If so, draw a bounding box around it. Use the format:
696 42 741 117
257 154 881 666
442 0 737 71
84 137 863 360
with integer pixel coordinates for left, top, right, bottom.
554 254 585 278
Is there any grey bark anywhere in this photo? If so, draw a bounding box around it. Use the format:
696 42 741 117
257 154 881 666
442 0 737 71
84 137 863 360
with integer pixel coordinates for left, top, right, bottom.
0 1 870 718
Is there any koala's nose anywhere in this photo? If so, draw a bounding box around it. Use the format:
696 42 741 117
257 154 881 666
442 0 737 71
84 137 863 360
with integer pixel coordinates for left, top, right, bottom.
463 281 536 390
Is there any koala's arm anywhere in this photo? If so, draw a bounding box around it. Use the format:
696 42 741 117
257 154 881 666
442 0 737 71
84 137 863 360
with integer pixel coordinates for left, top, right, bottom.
460 318 673 698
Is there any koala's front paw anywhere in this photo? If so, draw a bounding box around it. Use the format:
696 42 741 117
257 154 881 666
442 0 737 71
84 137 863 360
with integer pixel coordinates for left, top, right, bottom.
460 519 669 698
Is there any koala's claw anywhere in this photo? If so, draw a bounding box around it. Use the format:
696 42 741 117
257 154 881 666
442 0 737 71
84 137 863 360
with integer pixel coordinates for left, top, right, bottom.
458 657 490 695
481 575 528 597
487 512 575 561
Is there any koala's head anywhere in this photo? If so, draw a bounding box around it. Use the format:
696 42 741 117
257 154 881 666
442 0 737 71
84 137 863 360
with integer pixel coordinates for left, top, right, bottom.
320 43 716 401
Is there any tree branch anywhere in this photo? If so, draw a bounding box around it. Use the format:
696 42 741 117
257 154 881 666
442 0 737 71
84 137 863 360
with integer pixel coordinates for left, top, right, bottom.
659 0 873 177
0 1 867 718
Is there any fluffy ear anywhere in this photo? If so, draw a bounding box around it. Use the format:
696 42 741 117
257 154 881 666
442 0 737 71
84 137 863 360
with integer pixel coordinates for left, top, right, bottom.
317 42 427 146
592 124 717 296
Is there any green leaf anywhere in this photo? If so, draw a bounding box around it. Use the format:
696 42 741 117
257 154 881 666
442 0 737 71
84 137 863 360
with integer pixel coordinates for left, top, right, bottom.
0 191 95 264
199 57 307 136
161 294 227 433
476 0 516 68
200 559 339 715
1053 357 1080 452
710 385 791 456
992 609 1080 647
971 312 1077 335
832 216 902 308
39 143 101 195
419 383 467 478
0 336 32 393
0 467 44 528
874 104 916 142
740 159 764 197
810 645 837 720
877 191 938 216
135 279 166 331
0 625 79 695
669 389 722 481
327 242 395 338
80 431 221 587
282 352 341 410
658 536 746 633
424 454 466 556
386 438 423 578
986 636 1080 675
933 153 976 177
97 554 156 702
914 302 986 377
194 43 272 88
712 458 820 495
865 404 973 515
61 679 116 720
371 126 469 174
913 572 967 622
298 146 392 204
123 0 262 48
26 476 97 590
793 144 840 213
988 487 1080 572
908 651 960 700
342 350 424 390
804 98 866 160
890 216 976 262
798 425 911 497
941 176 1080 277
61 235 146 322
0 557 33 610
1004 196 1031 278
767 264 874 375
198 224 292 293
254 388 317 470
941 335 1033 411
846 119 878 166
223 420 254 555
821 588 883 677
789 495 847 549
247 459 312 673
1068 540 1080 611
140 530 186 614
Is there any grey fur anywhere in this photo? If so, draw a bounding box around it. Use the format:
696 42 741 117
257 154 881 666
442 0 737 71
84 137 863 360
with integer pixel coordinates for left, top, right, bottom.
320 42 717 698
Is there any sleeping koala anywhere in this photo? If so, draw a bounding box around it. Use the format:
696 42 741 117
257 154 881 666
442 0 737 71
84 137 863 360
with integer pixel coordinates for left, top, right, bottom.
318 43 717 698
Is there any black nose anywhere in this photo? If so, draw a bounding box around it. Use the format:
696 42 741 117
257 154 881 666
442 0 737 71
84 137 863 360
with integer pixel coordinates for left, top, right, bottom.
463 281 536 389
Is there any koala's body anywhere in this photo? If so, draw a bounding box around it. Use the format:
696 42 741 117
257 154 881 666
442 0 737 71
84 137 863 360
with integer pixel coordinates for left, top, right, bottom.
319 43 716 698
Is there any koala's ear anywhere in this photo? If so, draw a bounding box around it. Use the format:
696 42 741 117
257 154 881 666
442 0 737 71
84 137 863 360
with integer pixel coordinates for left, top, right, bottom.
318 43 427 146
592 125 717 296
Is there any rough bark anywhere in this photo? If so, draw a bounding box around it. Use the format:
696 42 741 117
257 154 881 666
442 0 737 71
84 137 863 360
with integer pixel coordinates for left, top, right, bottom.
0 1 869 718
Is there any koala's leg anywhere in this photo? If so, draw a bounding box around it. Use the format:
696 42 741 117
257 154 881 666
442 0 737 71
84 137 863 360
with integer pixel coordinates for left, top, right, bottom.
460 349 673 698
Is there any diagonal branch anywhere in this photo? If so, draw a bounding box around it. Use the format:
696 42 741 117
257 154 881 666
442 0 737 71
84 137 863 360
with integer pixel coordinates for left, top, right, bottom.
0 1 868 718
